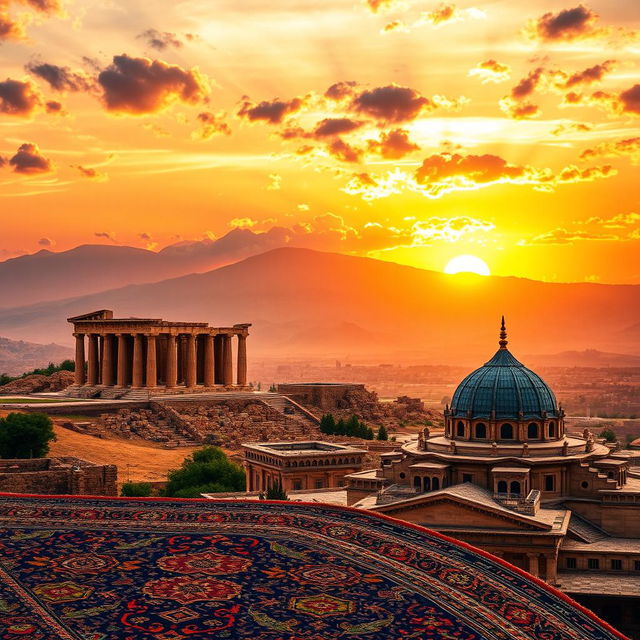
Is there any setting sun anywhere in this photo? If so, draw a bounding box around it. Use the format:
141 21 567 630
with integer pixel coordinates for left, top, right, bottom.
444 255 491 276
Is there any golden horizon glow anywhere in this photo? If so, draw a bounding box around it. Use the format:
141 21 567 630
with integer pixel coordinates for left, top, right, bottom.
444 255 491 276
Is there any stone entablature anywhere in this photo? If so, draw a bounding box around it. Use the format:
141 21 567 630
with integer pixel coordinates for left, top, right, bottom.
67 309 250 395
242 441 366 492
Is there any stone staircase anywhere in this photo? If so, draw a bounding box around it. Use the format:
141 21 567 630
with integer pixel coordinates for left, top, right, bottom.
121 389 151 401
567 513 608 543
260 394 321 437
579 461 619 488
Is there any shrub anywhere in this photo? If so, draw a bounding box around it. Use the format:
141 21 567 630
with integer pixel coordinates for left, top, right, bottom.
0 412 56 458
121 481 152 497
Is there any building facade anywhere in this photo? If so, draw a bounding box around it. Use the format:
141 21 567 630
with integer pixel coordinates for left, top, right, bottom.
345 319 640 633
67 309 250 397
242 441 366 492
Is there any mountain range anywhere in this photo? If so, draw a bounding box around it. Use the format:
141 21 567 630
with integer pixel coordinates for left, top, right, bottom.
0 246 638 364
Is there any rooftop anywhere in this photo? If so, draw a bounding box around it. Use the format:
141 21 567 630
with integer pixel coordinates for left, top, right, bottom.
242 441 367 455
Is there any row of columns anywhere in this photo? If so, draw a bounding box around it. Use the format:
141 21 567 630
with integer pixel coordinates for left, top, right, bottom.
74 332 247 389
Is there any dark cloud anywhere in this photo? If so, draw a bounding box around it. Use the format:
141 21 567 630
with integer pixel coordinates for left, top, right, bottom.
367 128 420 159
94 231 116 241
416 153 525 185
238 96 305 124
0 12 24 41
351 84 434 123
511 67 544 99
325 81 357 101
19 0 62 13
529 5 599 42
45 100 63 114
139 232 152 241
9 142 53 174
619 85 640 115
137 29 184 51
0 78 42 117
26 62 93 92
313 118 363 137
73 165 108 181
563 60 615 88
0 155 6 167
98 54 209 115
38 237 54 246
194 111 231 139
501 100 541 119
327 138 363 163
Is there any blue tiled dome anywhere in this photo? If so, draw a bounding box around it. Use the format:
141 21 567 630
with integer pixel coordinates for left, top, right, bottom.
451 323 558 420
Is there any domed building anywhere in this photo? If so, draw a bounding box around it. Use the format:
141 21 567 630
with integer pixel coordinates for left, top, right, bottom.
346 320 640 637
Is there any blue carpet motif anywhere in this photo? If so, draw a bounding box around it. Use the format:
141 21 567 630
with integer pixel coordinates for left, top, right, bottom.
0 495 628 640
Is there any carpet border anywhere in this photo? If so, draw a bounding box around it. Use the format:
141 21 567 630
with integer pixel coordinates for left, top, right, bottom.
0 491 630 640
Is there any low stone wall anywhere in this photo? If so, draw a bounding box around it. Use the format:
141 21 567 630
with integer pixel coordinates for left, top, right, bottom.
0 457 117 496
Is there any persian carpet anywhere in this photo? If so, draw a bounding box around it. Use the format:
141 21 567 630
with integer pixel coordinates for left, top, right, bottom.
0 494 628 640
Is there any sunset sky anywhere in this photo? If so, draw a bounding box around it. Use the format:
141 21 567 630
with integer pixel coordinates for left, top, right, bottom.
1 0 639 283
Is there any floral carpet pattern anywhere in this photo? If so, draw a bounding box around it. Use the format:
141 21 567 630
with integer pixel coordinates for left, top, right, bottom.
0 495 627 640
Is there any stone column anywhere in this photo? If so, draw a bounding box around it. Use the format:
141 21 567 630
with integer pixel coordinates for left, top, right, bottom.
186 334 197 388
204 334 214 387
237 334 247 387
223 334 233 386
73 333 86 385
214 335 224 384
101 334 114 386
87 334 99 386
132 334 144 388
527 553 540 578
165 334 177 389
116 334 128 387
146 334 157 388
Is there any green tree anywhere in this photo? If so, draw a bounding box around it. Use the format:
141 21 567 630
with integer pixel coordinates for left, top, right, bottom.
268 383 277 393
265 480 288 500
377 424 389 440
0 412 56 458
121 481 152 497
365 426 375 440
334 418 346 436
600 428 617 443
164 446 246 498
320 414 336 435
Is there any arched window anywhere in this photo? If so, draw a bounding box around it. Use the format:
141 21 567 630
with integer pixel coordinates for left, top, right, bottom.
414 476 421 490
423 477 431 491
432 477 440 490
456 421 465 437
500 423 513 439
510 480 521 496
548 422 556 437
497 480 508 493
475 423 487 439
527 423 538 439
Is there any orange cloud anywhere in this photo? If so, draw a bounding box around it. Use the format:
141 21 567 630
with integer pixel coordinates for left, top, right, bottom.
581 137 640 164
26 62 93 92
98 54 209 115
364 0 395 13
73 165 108 181
324 81 357 101
343 153 615 200
9 142 53 174
350 84 436 123
526 5 600 42
468 60 511 84
193 111 231 139
327 138 363 163
367 128 419 159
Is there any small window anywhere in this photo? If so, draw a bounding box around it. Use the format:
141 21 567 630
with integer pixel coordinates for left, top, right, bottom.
293 480 302 491
497 480 508 493
544 475 555 491
432 477 440 490
457 421 465 437
566 557 577 569
462 473 473 483
588 558 600 570
475 423 486 439
510 480 521 496
399 472 406 480
315 479 323 489
581 481 589 489
527 423 538 439
548 422 556 437
635 561 640 571
611 559 622 571
500 423 513 439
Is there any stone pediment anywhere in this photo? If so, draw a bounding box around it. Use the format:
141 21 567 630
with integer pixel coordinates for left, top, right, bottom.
372 485 556 532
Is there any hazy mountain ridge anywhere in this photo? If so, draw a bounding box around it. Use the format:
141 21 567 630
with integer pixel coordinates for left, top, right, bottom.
0 336 72 376
0 247 638 363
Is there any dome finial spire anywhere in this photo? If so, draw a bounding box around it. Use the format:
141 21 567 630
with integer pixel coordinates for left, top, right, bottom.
499 315 508 349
